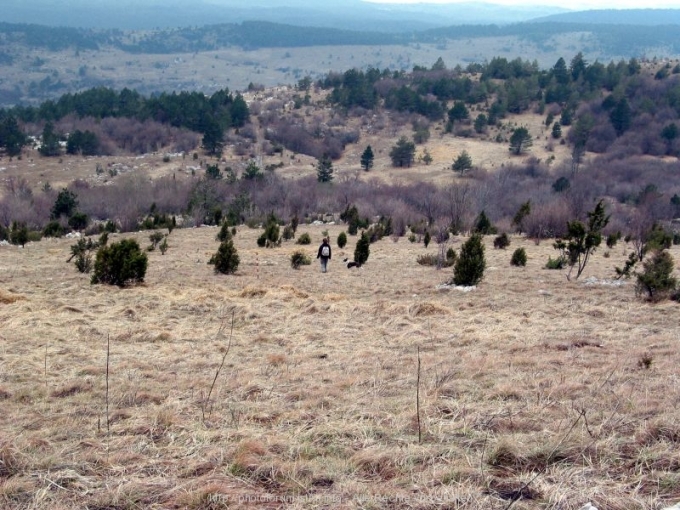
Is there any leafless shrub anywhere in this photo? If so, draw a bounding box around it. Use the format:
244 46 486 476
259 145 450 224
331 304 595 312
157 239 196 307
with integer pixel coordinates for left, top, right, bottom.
248 101 263 116
238 123 258 142
524 199 572 240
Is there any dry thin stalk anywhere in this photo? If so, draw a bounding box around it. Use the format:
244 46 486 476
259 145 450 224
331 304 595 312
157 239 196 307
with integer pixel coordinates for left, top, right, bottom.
202 310 235 424
106 333 110 436
416 345 422 444
44 342 48 389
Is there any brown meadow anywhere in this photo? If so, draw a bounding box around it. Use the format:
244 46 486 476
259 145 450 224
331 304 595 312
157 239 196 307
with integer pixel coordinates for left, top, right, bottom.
0 224 679 509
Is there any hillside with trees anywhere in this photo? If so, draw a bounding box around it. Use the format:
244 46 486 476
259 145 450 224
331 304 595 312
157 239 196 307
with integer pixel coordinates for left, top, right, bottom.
2 53 680 252
3 22 680 509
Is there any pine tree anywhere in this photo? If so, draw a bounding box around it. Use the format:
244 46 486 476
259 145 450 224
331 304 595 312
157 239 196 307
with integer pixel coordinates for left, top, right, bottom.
0 115 27 157
91 239 148 286
558 199 610 281
610 98 632 136
636 250 677 302
209 239 240 274
360 145 374 171
512 201 531 234
509 127 533 155
354 231 370 265
389 137 416 167
551 121 562 139
39 121 61 157
316 155 334 182
473 211 496 235
452 151 473 173
453 234 486 286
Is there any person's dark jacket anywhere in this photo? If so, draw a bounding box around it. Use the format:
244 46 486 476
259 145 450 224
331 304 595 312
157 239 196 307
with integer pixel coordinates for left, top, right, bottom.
317 241 331 260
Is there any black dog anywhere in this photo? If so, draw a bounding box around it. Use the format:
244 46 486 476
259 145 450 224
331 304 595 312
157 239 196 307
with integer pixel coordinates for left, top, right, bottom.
343 258 361 269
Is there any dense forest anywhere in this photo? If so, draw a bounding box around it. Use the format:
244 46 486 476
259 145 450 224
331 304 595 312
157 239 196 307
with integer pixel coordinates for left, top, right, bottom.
1 53 680 263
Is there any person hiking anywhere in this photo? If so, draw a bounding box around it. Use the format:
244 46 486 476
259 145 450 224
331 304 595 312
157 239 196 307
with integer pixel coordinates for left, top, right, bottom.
317 237 331 273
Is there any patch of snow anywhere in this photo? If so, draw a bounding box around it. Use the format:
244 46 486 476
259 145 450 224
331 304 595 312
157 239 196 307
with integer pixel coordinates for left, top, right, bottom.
583 277 626 287
435 283 476 292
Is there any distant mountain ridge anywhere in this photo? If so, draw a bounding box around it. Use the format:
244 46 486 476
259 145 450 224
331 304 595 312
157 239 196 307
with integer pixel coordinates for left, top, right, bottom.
0 0 567 30
532 8 680 25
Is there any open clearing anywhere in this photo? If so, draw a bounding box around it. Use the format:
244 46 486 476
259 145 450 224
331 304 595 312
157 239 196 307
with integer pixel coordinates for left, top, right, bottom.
1 224 679 509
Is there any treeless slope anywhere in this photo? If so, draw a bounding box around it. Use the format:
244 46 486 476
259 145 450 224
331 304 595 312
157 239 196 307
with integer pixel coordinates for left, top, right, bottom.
0 225 679 508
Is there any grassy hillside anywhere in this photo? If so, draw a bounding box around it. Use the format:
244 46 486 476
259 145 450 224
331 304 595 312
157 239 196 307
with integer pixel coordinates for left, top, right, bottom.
0 224 679 508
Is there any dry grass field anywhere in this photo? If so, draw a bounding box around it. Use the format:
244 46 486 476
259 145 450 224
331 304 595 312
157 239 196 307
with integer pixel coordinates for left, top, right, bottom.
1 223 680 509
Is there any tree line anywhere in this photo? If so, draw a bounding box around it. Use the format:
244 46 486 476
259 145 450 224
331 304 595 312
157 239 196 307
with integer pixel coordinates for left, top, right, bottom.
2 20 679 56
0 87 249 156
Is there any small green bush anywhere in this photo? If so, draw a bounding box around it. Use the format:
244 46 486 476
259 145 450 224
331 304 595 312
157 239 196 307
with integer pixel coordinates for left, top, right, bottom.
290 250 311 269
297 232 311 245
209 239 240 274
423 231 431 248
75 252 93 273
43 221 65 238
417 252 456 268
417 254 439 266
258 214 281 248
148 231 164 250
69 237 99 273
511 247 527 266
452 234 485 286
473 211 497 235
337 231 347 248
91 239 148 286
282 225 295 241
102 220 117 233
606 231 622 249
354 231 370 265
26 231 42 243
493 233 510 249
636 250 677 302
9 222 28 247
68 212 89 231
545 255 567 270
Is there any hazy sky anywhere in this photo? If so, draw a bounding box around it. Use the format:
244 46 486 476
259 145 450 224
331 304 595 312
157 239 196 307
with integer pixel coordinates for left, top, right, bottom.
364 0 680 9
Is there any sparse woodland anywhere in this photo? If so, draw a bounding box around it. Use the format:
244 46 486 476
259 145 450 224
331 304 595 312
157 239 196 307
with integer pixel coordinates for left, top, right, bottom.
1 50 680 509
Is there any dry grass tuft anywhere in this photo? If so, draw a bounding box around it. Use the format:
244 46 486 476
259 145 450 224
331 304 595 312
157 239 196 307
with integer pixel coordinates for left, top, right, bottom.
409 302 450 316
239 286 268 298
486 477 543 502
638 422 680 445
50 381 91 398
487 440 526 470
0 477 34 506
0 289 25 304
351 449 401 481
0 443 25 478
